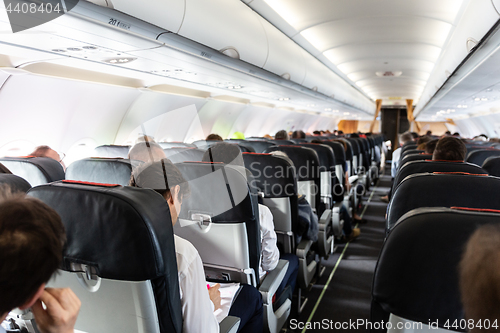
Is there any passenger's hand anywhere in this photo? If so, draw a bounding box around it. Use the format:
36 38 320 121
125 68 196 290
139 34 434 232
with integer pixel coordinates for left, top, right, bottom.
208 283 221 311
31 288 81 333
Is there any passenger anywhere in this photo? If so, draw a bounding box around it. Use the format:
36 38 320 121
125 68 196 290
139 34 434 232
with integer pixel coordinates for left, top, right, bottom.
130 159 263 333
313 130 321 136
425 139 438 155
291 130 306 139
0 187 81 333
274 130 289 140
432 136 466 161
128 141 166 164
459 224 500 332
416 136 432 150
453 132 461 137
263 134 273 140
426 130 432 136
410 132 419 141
202 143 299 306
30 145 66 170
0 163 11 174
206 133 223 141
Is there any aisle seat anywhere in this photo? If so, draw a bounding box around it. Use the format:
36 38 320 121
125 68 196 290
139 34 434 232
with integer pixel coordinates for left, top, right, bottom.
163 147 205 163
466 149 500 167
0 156 64 187
158 142 195 149
65 158 132 186
93 145 130 159
482 156 500 177
0 173 31 193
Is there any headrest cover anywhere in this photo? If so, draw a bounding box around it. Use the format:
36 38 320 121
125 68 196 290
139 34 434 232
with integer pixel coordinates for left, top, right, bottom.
93 145 131 159
300 143 336 171
237 141 276 154
263 146 320 181
466 149 500 167
65 158 133 186
321 141 346 166
482 156 500 177
0 157 65 186
28 182 176 281
164 148 205 164
0 174 31 193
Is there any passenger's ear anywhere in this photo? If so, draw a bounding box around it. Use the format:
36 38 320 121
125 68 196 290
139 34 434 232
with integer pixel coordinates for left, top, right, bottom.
19 283 45 310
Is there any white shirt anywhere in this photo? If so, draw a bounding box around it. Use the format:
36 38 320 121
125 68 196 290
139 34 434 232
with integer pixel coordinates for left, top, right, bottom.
391 147 402 178
174 235 220 333
258 204 280 279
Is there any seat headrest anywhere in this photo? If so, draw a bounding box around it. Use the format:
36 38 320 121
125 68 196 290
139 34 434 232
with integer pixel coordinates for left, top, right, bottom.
270 140 295 146
65 158 133 186
466 149 500 167
242 153 297 198
344 138 360 154
0 157 64 186
158 142 194 149
387 173 500 230
482 156 500 177
28 181 176 281
263 146 320 182
299 143 336 171
0 173 31 193
93 145 130 159
163 147 205 163
374 207 500 329
398 154 433 169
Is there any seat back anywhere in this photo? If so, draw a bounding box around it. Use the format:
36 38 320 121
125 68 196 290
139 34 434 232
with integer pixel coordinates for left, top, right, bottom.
173 162 261 286
158 142 195 149
270 140 296 146
345 138 361 174
290 139 308 144
191 140 222 149
321 141 347 189
163 147 205 163
337 139 354 176
387 172 500 230
242 153 298 253
482 156 500 177
93 145 130 158
264 145 321 213
240 140 276 153
393 160 486 192
65 158 133 186
466 149 500 167
0 157 65 186
400 149 424 160
397 153 433 170
400 144 417 156
29 181 182 333
0 173 31 193
372 207 500 333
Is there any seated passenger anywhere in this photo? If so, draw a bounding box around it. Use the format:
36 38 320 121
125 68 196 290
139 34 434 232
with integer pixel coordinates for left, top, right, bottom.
206 133 223 141
432 136 466 161
202 143 299 305
0 187 81 333
128 141 166 164
0 163 11 174
291 130 306 139
460 224 500 332
30 145 66 169
424 139 438 155
274 130 289 140
416 135 432 150
130 159 263 333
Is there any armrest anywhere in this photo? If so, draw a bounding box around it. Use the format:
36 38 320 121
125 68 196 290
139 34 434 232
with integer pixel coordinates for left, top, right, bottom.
349 175 359 185
296 239 313 258
219 316 241 333
259 259 289 305
318 209 332 229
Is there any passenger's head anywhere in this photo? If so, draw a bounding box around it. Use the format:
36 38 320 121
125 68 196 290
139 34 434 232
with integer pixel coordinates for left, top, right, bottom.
0 163 11 174
313 130 321 136
201 142 243 167
424 139 438 155
275 130 289 140
0 186 66 316
399 132 414 145
460 224 500 332
206 133 223 141
426 130 432 136
30 145 62 163
135 135 156 144
291 130 306 139
417 135 432 146
128 141 166 164
432 136 466 161
129 159 190 224
410 132 419 140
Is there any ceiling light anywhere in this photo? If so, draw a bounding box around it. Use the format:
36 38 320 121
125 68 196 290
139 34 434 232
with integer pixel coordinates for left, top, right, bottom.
344 112 350 115
103 57 137 64
325 108 332 111
474 98 481 101
481 98 488 101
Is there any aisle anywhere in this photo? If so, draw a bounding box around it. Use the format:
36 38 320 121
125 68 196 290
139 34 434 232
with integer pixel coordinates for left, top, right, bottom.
288 172 392 332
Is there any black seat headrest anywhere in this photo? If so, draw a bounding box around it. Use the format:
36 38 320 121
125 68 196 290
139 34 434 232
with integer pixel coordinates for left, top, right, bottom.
345 138 360 155
93 145 130 159
239 141 276 154
398 154 432 169
299 143 336 172
263 146 320 182
373 207 500 331
321 141 346 167
387 173 500 230
466 149 500 167
270 140 296 146
482 156 500 177
65 158 132 186
191 140 223 150
0 157 65 186
158 142 194 149
163 148 205 163
400 149 424 160
0 174 31 193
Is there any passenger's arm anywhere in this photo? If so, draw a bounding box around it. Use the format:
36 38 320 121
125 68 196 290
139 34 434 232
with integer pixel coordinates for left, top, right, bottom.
259 204 280 272
31 288 81 333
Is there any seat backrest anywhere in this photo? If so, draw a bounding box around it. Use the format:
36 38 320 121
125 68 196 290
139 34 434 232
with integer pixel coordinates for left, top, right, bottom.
321 141 347 184
400 149 424 160
393 160 486 192
290 139 308 144
466 149 500 167
158 142 195 149
400 144 417 156
28 181 182 333
372 207 500 332
397 153 433 170
270 140 296 146
387 172 500 230
0 173 31 193
173 162 261 286
264 145 321 212
191 140 222 149
336 139 354 176
93 145 131 158
482 156 500 177
163 147 205 163
0 157 65 187
65 158 133 186
240 140 276 153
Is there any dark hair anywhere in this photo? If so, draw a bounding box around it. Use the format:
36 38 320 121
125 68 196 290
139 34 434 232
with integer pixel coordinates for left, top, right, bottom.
424 139 438 154
400 132 413 144
30 145 52 157
0 162 11 174
432 136 466 161
129 159 190 201
206 134 223 141
313 130 321 136
310 139 323 144
275 130 289 140
202 142 243 167
410 132 419 140
460 224 500 332
0 187 66 314
291 130 306 139
337 130 344 135
417 136 432 145
426 130 432 135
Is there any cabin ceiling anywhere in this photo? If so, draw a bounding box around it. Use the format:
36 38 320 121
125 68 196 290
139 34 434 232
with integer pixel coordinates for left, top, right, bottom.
244 0 469 106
